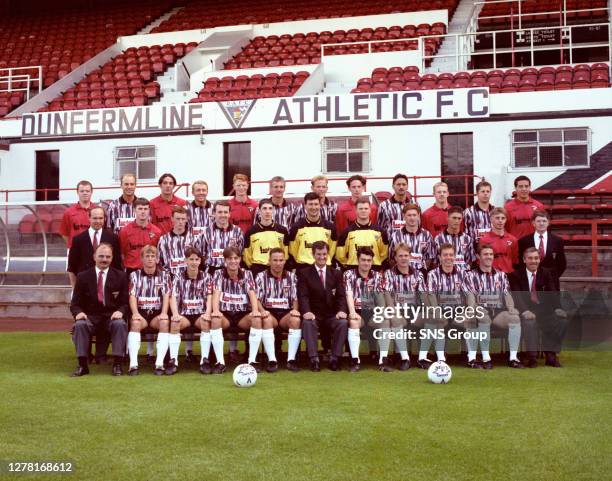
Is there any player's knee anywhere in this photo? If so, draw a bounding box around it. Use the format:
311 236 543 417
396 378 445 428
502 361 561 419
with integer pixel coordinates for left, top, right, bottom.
508 314 521 325
75 319 88 330
110 319 126 330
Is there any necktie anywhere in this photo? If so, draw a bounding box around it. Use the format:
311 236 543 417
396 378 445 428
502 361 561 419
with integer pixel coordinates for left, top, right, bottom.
92 230 99 251
318 268 325 288
530 272 538 304
538 234 545 258
97 270 104 304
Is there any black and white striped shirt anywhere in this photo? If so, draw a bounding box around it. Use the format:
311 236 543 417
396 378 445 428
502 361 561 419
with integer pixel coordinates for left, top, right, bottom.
106 196 135 234
202 223 244 268
172 270 212 315
434 231 476 270
343 268 384 310
377 195 413 236
463 203 494 242
466 267 509 309
254 199 298 232
383 266 425 305
157 230 203 277
389 227 435 270
255 269 297 310
427 267 470 306
187 200 214 237
129 269 172 312
212 268 255 312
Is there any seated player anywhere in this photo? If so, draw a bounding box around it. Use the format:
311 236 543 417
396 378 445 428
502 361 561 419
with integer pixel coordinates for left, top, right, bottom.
126 246 172 376
158 206 202 278
478 207 518 274
255 248 301 372
335 197 388 271
389 203 435 273
243 198 289 277
465 244 524 369
169 247 213 375
344 247 384 372
210 246 260 373
382 243 427 371
424 243 471 364
434 206 475 271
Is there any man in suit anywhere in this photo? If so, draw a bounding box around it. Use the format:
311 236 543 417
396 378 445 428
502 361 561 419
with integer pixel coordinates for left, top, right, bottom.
297 240 348 371
517 210 566 289
68 207 121 286
70 243 129 377
508 247 568 368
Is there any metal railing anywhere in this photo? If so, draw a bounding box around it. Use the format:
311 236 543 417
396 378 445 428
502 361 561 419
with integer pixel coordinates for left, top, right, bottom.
319 36 425 59
0 66 43 102
420 22 611 72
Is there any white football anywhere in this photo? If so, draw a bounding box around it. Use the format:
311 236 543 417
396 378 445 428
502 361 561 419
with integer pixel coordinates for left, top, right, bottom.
427 361 452 384
232 363 258 388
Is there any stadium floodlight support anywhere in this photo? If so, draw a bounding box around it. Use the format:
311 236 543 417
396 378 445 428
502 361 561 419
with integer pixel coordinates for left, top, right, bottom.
0 66 42 101
419 22 611 72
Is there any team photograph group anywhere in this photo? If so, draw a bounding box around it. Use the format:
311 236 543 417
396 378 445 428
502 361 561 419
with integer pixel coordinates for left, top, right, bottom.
64 171 569 378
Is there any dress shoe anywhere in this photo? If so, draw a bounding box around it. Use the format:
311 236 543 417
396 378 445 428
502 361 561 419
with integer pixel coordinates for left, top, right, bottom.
350 358 360 372
249 361 262 373
153 366 165 376
508 359 525 369
70 366 89 377
184 350 196 364
329 358 340 371
310 359 321 372
467 359 483 369
399 359 410 371
266 361 278 373
128 367 139 376
165 359 178 376
286 360 300 372
481 360 493 370
417 358 433 370
545 354 562 368
378 356 393 372
526 357 538 368
112 364 123 376
199 358 212 374
213 362 226 374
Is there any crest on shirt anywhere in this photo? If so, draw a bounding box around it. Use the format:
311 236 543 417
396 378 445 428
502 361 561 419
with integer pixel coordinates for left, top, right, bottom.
149 232 156 239
506 240 513 246
218 99 257 129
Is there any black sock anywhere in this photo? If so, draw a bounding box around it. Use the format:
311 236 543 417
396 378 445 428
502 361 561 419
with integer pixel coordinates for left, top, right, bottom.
78 356 88 368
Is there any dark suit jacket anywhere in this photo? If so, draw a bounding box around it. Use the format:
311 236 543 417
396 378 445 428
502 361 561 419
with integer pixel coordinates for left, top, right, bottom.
508 266 561 315
70 267 129 320
297 265 348 319
517 232 566 284
68 228 122 274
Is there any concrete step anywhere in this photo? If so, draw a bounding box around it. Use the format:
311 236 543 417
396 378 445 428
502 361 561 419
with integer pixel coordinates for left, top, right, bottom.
0 286 71 318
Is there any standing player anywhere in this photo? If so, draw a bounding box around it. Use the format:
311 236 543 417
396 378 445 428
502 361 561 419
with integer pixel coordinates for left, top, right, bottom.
478 207 518 274
187 180 213 236
255 248 301 372
228 174 259 235
377 173 414 236
335 197 388 270
335 175 378 234
119 198 162 275
169 247 213 374
243 198 289 276
422 182 452 237
382 243 427 371
126 246 172 376
344 247 385 372
60 180 96 248
505 175 545 239
149 173 187 235
423 243 471 364
466 244 524 369
254 176 297 231
210 246 260 372
203 201 244 274
106 173 136 235
434 206 475 271
463 180 494 242
389 204 435 273
292 175 338 224
157 206 201 278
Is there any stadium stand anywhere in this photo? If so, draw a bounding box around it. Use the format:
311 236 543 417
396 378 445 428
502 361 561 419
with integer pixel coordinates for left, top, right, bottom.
39 43 199 111
152 0 459 32
190 71 310 102
350 63 610 93
223 23 447 70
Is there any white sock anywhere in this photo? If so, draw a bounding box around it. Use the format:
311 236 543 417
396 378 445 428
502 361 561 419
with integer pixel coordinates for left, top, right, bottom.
155 333 169 368
200 331 211 364
261 329 276 363
211 328 225 365
127 331 141 368
168 333 181 365
399 350 409 361
229 339 238 352
467 350 477 362
482 350 491 362
185 340 193 353
418 350 429 360
248 328 263 364
436 350 446 362
348 328 361 361
147 341 154 355
287 328 301 361
510 350 518 361
379 350 389 364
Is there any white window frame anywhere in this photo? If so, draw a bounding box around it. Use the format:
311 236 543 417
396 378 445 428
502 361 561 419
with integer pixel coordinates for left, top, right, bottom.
113 145 157 181
321 136 371 174
511 128 590 169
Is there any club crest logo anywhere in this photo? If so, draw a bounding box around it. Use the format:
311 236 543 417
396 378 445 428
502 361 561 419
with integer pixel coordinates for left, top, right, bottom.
218 99 257 129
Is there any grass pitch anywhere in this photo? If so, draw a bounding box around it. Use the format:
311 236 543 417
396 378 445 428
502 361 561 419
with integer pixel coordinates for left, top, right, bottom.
1 332 611 481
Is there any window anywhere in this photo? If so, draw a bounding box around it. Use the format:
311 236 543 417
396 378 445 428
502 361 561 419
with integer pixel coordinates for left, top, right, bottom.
512 128 589 168
114 145 156 180
322 136 370 173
